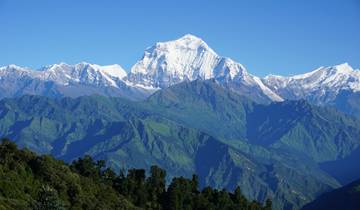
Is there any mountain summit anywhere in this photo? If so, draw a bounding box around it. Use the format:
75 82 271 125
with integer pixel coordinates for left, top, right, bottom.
0 62 150 100
263 63 360 116
264 63 360 102
129 34 283 102
130 34 220 86
0 34 359 111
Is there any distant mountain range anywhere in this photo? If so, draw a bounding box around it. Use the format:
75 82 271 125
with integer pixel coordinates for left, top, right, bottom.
1 34 359 117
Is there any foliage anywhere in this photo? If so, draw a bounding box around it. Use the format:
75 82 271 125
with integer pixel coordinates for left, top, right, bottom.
0 139 270 210
33 185 65 210
1 80 360 209
0 138 139 210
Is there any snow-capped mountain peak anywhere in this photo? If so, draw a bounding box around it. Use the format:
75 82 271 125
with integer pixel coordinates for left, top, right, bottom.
2 35 357 106
130 34 228 82
93 64 127 79
314 63 354 79
0 64 31 72
0 62 153 100
331 62 353 73
130 34 221 87
43 62 128 87
263 63 360 104
292 63 358 90
167 34 215 53
213 57 248 80
128 34 283 102
1 62 129 88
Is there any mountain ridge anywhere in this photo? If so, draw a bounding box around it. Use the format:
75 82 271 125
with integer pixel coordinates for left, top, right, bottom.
301 178 360 210
0 34 359 117
2 79 360 209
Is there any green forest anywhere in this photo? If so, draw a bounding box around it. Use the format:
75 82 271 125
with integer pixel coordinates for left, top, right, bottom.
0 138 271 210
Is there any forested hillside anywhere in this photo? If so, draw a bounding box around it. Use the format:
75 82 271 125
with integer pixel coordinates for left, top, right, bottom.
2 79 360 209
0 139 270 210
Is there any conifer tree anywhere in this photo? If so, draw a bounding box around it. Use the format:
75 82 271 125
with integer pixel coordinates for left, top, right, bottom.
34 185 65 210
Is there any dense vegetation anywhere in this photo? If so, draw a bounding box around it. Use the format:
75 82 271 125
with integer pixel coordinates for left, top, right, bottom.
0 139 271 210
1 80 360 209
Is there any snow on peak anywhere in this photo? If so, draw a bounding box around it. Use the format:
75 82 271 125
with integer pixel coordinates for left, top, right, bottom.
215 58 249 80
43 62 127 78
6 64 23 69
171 34 213 52
180 33 203 41
45 62 71 71
331 62 353 74
292 63 357 85
95 64 127 79
262 63 360 103
335 62 351 68
51 62 128 87
3 34 357 105
0 62 128 88
129 35 221 87
128 34 284 102
129 35 252 87
0 64 30 71
265 63 356 83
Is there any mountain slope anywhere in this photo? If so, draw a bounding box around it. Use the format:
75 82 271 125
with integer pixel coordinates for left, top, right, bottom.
0 35 284 103
129 34 283 103
0 139 269 210
1 35 359 118
263 63 360 117
0 63 153 100
333 90 360 118
145 79 252 140
0 92 343 210
320 146 360 185
146 80 360 163
0 139 139 210
246 100 360 162
301 179 360 210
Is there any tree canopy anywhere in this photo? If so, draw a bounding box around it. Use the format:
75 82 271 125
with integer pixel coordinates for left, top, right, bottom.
0 138 271 210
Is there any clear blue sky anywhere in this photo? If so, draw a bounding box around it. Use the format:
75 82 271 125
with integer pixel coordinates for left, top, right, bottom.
0 0 359 76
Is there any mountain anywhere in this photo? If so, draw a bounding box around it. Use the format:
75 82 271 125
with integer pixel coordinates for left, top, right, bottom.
1 35 359 118
129 34 283 103
333 90 360 118
301 179 360 210
3 80 360 209
0 34 283 103
145 79 252 140
0 140 139 210
0 140 268 210
320 146 360 185
147 80 360 162
0 95 336 210
263 63 360 117
0 62 154 100
246 100 360 162
0 34 359 210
